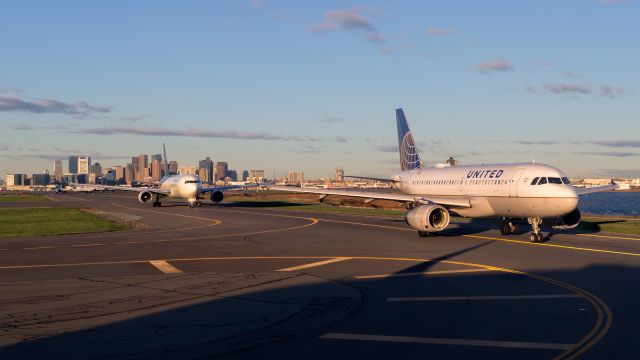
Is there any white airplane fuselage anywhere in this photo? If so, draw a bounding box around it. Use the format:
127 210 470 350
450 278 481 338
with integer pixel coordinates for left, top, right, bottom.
394 163 578 218
157 174 202 201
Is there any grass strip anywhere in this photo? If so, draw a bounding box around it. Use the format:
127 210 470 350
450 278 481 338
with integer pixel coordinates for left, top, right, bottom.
0 207 128 237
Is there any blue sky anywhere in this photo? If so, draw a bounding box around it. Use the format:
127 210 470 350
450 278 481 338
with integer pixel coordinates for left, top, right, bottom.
1 0 638 179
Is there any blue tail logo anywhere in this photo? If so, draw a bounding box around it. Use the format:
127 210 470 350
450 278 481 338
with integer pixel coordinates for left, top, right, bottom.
396 108 421 171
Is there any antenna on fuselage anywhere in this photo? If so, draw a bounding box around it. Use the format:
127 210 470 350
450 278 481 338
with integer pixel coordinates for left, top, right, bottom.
163 143 169 176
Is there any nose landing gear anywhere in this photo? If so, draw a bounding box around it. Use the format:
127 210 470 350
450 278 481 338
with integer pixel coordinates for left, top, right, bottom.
500 218 518 235
527 217 544 242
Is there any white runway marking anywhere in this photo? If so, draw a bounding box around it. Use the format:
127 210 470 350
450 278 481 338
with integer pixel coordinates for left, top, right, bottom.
319 333 573 350
355 268 495 279
276 257 351 272
388 294 583 302
149 260 182 274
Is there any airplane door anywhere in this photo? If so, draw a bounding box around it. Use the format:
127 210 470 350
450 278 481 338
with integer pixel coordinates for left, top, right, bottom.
509 168 525 197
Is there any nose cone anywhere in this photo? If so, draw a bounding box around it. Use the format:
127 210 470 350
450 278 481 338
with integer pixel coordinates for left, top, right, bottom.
561 186 579 212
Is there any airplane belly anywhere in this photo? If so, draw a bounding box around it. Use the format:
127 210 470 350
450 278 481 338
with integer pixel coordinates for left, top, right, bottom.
490 197 576 218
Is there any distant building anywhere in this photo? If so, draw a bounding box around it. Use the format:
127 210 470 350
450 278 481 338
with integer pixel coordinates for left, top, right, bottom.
151 154 163 162
53 160 63 182
198 168 210 183
446 156 458 166
169 161 178 175
227 170 238 181
76 174 88 184
90 162 102 175
335 167 344 182
248 169 265 182
199 157 214 184
125 163 134 184
179 166 198 175
215 162 228 181
6 174 27 187
78 156 91 175
113 166 125 184
242 170 249 181
62 174 77 186
68 156 78 174
32 173 51 186
151 159 162 181
287 171 304 184
136 154 148 181
583 178 612 186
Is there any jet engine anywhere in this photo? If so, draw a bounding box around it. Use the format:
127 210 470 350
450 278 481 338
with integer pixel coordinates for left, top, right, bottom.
406 204 451 232
550 208 581 230
210 190 224 203
137 191 153 204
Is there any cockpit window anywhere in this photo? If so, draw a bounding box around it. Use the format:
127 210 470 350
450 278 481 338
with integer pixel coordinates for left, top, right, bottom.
531 177 539 185
548 177 562 184
538 177 547 185
184 180 202 184
561 177 570 184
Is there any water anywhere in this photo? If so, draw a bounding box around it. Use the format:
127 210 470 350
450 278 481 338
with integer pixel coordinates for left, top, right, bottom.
578 192 640 216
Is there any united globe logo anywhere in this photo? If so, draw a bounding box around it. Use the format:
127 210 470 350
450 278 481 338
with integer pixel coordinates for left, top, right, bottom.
401 131 420 171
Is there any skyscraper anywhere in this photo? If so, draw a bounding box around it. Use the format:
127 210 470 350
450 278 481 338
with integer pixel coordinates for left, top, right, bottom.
169 161 178 175
77 156 91 175
335 167 344 182
198 157 214 184
68 156 78 174
125 163 134 184
227 170 237 181
215 162 228 181
137 154 148 181
53 160 63 182
151 159 162 181
242 170 249 181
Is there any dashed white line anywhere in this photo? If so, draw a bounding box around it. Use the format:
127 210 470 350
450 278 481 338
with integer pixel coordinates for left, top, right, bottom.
387 294 583 302
148 260 183 274
276 257 351 272
319 333 573 350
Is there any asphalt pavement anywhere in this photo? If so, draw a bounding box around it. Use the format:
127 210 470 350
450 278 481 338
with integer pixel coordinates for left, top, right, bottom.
1 192 640 359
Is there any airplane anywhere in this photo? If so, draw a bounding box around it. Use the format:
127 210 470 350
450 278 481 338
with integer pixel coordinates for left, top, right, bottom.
73 145 257 208
269 109 617 242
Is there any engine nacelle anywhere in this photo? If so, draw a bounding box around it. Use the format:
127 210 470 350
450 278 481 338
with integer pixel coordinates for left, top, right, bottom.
138 191 153 204
550 208 581 230
210 190 224 203
406 204 451 232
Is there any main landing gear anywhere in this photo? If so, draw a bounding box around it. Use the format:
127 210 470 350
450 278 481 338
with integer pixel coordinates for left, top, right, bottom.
188 200 203 208
528 217 544 243
152 195 162 207
500 218 518 235
418 230 434 237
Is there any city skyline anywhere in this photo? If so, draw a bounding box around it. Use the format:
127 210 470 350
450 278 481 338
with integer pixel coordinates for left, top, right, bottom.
1 1 639 179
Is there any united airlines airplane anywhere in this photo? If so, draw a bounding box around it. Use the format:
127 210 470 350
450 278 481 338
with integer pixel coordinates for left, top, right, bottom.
271 109 617 242
74 146 255 208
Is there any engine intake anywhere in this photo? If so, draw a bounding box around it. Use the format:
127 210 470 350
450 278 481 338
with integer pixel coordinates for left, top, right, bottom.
406 204 451 232
210 190 224 203
550 208 581 230
138 191 153 204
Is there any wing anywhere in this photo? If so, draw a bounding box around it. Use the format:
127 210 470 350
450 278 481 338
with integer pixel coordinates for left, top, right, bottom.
70 183 171 195
344 175 397 182
574 183 618 196
268 185 471 208
201 183 260 193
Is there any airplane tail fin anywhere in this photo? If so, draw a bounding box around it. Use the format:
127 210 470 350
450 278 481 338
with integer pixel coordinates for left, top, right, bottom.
396 108 422 171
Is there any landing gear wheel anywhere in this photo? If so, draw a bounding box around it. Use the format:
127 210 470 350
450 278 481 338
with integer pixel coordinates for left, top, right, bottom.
418 230 431 237
529 233 543 243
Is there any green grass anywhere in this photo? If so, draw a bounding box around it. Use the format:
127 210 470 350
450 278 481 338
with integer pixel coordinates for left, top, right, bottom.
0 193 49 202
579 217 640 235
0 207 128 237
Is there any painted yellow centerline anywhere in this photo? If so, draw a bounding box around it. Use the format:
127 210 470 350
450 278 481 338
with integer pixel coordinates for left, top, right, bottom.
578 233 640 241
277 257 351 272
148 260 182 274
